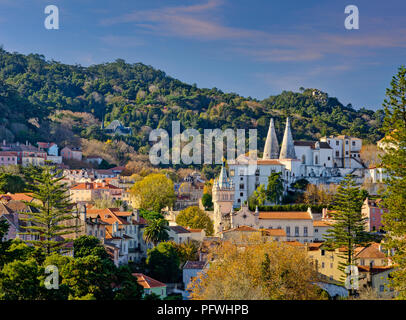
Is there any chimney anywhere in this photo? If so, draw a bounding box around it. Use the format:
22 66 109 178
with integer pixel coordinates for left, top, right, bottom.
26 140 28 146
2 140 5 146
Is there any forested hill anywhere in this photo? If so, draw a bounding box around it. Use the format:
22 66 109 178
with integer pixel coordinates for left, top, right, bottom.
0 48 384 153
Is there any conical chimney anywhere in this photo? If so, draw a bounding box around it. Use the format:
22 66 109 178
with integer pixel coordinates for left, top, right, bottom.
263 118 279 159
279 117 296 159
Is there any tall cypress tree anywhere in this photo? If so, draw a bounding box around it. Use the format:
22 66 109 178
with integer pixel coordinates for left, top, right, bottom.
381 65 406 299
323 175 369 294
19 165 78 256
266 172 284 204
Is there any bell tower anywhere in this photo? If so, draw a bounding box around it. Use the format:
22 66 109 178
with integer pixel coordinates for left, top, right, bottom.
212 161 235 234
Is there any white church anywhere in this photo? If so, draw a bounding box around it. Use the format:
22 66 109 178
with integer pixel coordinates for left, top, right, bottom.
211 117 366 238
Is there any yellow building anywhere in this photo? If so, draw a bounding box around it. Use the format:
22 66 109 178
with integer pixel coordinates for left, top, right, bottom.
69 182 123 203
307 242 394 296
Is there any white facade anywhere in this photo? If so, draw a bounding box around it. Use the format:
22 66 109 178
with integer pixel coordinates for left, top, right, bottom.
225 120 366 208
46 155 63 164
365 167 388 184
320 135 363 169
168 226 193 244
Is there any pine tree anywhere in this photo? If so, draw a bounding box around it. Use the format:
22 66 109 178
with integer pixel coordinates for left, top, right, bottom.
323 175 369 294
380 65 406 298
19 166 78 255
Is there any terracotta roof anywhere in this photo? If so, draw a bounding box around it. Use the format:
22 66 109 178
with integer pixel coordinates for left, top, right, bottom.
313 220 332 227
70 182 120 190
262 228 286 237
183 261 206 269
308 242 324 250
356 243 387 259
357 265 393 273
259 211 312 220
0 193 33 202
37 142 55 148
188 228 203 233
285 241 305 247
87 208 129 225
257 159 283 165
113 210 133 217
133 273 166 289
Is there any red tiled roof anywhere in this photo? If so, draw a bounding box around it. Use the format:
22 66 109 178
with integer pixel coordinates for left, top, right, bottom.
259 211 312 220
87 208 129 225
357 265 393 273
355 243 387 259
257 159 283 165
308 242 324 250
133 273 166 289
262 228 286 237
37 142 55 148
285 241 305 247
313 220 332 227
70 182 120 190
0 193 34 202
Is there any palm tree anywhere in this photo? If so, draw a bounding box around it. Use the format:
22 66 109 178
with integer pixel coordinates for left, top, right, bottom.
143 218 170 247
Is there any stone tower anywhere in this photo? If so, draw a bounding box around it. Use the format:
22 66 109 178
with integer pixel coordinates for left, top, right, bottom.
263 118 279 159
212 161 235 234
279 117 296 159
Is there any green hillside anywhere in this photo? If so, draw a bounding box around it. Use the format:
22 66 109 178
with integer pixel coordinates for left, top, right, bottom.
0 48 384 153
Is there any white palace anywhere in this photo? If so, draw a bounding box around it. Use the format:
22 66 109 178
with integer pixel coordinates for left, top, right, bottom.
211 117 373 238
222 117 364 207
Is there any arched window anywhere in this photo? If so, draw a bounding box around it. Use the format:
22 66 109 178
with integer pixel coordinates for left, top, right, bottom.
301 155 306 164
315 155 319 165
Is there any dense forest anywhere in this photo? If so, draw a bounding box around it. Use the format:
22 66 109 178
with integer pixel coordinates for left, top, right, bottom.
0 47 384 157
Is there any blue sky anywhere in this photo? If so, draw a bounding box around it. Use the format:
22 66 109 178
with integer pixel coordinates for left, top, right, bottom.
0 0 405 110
